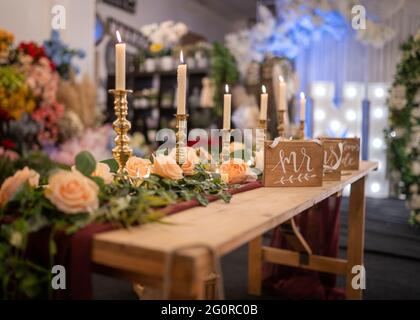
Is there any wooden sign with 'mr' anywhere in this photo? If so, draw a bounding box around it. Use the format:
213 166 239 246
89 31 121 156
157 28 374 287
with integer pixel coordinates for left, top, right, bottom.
263 140 323 187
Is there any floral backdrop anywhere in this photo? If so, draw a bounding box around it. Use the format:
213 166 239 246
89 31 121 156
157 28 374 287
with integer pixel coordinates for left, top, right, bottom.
386 30 420 226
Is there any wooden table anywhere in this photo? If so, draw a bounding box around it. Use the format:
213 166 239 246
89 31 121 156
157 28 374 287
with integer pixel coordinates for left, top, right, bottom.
92 161 377 299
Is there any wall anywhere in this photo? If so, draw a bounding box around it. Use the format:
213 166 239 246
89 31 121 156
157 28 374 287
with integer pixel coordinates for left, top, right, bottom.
95 0 238 108
96 0 236 43
0 0 96 78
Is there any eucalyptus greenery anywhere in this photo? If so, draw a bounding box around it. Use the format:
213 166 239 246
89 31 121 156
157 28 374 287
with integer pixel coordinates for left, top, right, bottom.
0 151 231 299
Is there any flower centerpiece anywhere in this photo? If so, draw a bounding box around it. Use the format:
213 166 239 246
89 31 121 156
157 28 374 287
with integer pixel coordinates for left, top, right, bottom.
139 20 188 72
0 143 263 298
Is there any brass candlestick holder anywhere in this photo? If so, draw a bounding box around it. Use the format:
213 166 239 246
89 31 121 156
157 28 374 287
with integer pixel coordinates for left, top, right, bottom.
175 114 188 165
109 89 133 175
298 120 305 140
257 119 267 151
277 109 286 137
221 129 231 163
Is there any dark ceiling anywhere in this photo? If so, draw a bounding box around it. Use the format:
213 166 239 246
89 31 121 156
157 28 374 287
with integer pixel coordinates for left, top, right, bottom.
189 0 260 21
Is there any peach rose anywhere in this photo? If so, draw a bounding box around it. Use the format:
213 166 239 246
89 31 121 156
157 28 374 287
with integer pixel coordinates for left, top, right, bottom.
125 156 152 178
152 154 183 180
45 170 99 214
92 162 114 184
219 158 248 184
0 167 40 207
169 147 200 175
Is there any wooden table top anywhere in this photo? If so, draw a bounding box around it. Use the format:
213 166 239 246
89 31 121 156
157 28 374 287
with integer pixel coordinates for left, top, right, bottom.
92 161 377 277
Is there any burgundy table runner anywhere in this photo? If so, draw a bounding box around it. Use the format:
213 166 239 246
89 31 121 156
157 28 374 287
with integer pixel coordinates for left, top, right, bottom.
263 194 344 299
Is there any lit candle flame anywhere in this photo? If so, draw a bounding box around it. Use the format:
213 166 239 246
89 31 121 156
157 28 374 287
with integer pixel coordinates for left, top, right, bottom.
116 30 122 43
300 92 305 99
225 84 229 94
262 85 266 94
279 76 284 83
180 50 184 64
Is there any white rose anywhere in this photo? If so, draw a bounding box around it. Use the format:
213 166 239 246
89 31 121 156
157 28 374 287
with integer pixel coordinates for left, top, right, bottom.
9 231 23 248
411 161 420 175
411 107 420 119
409 184 419 194
414 89 420 104
409 195 420 209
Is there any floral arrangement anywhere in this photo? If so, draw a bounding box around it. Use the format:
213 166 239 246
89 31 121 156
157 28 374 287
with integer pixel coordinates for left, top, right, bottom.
0 29 14 63
43 30 85 79
0 145 260 298
48 125 113 166
0 28 84 154
386 31 420 226
140 20 188 57
0 66 35 120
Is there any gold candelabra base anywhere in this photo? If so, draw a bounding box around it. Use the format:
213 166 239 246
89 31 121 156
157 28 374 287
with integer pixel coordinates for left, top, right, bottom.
109 89 133 175
175 114 188 165
277 109 286 138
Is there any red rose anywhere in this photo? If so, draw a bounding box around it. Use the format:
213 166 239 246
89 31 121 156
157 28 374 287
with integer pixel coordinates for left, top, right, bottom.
1 139 16 150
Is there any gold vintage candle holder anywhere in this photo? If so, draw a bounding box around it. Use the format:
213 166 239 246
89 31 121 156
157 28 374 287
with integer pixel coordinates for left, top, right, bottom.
298 120 305 140
277 109 286 137
109 89 133 175
220 129 231 163
175 114 188 165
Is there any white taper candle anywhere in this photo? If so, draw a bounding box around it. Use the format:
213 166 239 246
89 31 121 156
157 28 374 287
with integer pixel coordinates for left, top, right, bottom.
260 85 268 120
176 50 187 114
223 84 231 130
115 30 126 90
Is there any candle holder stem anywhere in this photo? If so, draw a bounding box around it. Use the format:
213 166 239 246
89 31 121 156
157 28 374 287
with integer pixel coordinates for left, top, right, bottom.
221 129 231 163
257 119 267 151
175 114 188 165
109 89 133 175
277 110 286 138
299 120 305 140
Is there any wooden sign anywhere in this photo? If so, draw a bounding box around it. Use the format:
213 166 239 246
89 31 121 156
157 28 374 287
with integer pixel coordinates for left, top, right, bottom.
341 138 360 170
321 139 343 181
263 140 323 187
320 137 360 171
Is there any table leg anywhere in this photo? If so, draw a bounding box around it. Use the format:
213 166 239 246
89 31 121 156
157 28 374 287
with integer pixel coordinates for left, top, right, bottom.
346 177 366 300
248 235 262 295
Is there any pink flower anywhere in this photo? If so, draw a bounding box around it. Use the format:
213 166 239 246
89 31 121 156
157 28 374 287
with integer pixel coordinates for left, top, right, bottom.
0 147 19 161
